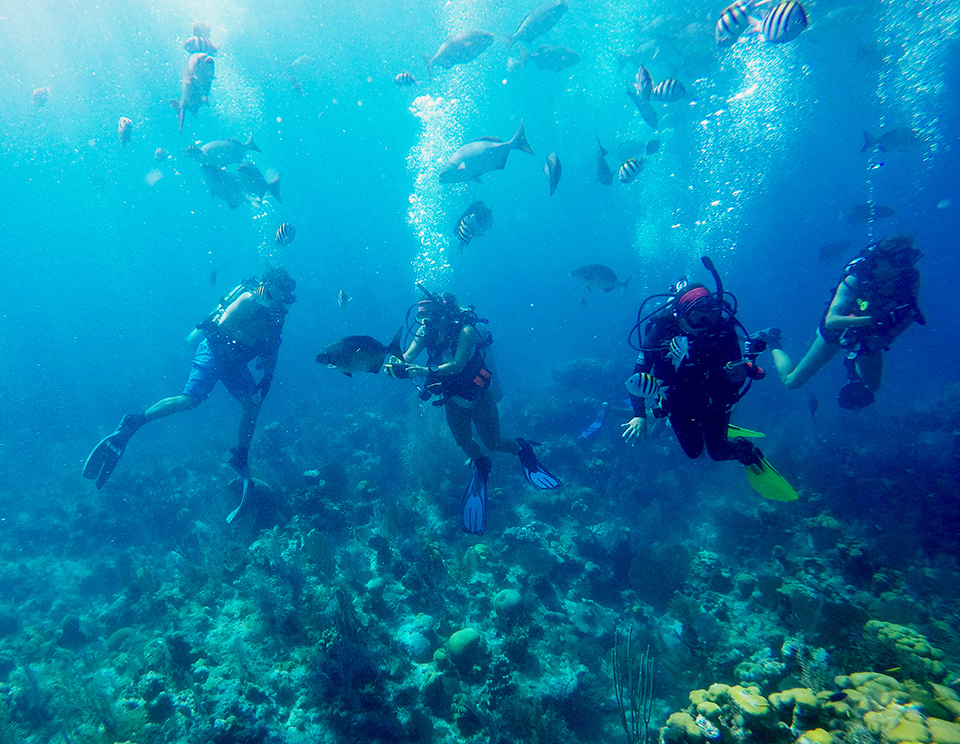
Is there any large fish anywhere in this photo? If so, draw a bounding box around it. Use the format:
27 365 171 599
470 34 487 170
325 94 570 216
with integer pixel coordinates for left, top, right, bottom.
453 201 494 249
571 264 632 294
171 52 215 132
315 329 403 377
517 45 581 72
237 163 282 203
506 0 569 52
200 165 246 210
185 137 261 166
595 137 613 186
423 30 494 79
841 203 895 224
545 152 562 196
860 128 918 154
440 120 534 183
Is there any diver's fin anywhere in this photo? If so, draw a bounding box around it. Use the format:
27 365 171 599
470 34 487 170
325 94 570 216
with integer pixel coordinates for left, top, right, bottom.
226 447 253 523
81 414 146 489
516 438 562 490
226 476 252 524
728 424 766 438
838 380 875 410
745 455 799 502
460 456 491 535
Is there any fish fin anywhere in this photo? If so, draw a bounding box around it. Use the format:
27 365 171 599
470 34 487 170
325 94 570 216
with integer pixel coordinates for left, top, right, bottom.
512 119 534 154
596 135 608 157
246 136 261 153
422 54 433 80
268 175 282 203
472 176 483 183
621 275 633 296
386 327 404 361
860 131 877 153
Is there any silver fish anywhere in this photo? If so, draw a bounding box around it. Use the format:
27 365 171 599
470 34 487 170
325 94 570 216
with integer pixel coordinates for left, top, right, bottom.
626 86 658 131
506 0 569 52
753 0 808 43
595 137 613 186
118 117 133 148
860 128 918 153
32 87 50 107
423 30 494 79
440 120 534 183
200 165 246 210
192 21 211 38
454 201 493 249
668 336 690 369
394 72 417 86
190 136 261 166
545 152 562 195
521 45 580 72
635 65 653 101
716 0 760 46
154 147 168 161
651 79 686 103
170 52 215 132
315 329 403 377
625 372 667 399
184 36 218 55
618 157 644 184
276 223 296 245
337 290 350 309
237 162 282 203
571 264 631 293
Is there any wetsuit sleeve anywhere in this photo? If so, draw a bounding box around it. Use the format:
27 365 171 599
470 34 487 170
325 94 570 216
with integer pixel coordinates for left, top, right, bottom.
627 321 662 418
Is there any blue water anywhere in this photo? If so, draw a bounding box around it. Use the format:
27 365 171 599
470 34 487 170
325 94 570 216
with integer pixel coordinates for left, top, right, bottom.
2 0 960 741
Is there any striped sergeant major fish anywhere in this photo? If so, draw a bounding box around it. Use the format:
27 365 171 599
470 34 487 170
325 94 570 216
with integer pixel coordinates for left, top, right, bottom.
394 72 417 86
750 0 808 43
118 117 133 148
650 79 686 103
716 0 764 46
453 201 493 249
625 373 667 399
275 222 296 245
618 157 644 184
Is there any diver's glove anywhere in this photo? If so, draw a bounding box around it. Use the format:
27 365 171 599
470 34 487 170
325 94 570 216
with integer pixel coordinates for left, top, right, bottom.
254 373 273 402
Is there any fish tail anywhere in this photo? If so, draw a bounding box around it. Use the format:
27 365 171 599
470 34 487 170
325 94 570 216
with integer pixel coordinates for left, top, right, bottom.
268 174 282 203
512 119 534 154
246 136 261 153
596 135 608 157
386 327 404 362
422 54 433 80
505 34 516 52
518 46 531 71
621 275 633 297
860 131 877 153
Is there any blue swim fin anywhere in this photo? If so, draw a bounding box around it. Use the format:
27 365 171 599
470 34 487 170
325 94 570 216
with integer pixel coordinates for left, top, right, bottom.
460 456 491 535
516 439 562 490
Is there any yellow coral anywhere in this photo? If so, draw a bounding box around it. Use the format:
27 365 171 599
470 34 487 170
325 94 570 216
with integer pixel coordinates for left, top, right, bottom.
729 685 772 719
662 711 704 744
798 728 834 744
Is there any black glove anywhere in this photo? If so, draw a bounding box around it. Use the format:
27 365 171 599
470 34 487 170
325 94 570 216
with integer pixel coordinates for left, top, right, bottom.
871 310 897 330
255 373 273 401
384 358 409 379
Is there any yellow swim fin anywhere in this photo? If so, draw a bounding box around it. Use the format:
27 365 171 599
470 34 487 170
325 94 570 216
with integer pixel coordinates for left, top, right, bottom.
728 424 765 438
745 455 799 502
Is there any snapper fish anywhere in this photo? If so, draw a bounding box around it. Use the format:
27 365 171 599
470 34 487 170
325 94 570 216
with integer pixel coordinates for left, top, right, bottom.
750 0 808 43
423 30 494 79
516 44 581 72
440 120 534 183
276 222 296 245
651 79 686 103
860 128 918 153
117 117 133 148
595 137 613 186
545 152 562 195
185 136 261 166
315 329 403 377
453 200 493 249
570 264 631 294
716 0 764 46
506 0 569 52
619 157 644 183
237 162 282 203
625 372 667 399
200 165 246 209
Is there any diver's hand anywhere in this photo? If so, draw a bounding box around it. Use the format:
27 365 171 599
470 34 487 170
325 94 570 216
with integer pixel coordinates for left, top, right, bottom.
621 416 648 444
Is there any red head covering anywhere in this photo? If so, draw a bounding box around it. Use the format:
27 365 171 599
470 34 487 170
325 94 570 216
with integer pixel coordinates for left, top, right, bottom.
676 286 712 313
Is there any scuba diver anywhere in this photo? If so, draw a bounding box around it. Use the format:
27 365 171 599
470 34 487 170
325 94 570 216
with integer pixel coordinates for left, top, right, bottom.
764 235 924 409
385 285 561 535
622 257 797 502
83 267 296 521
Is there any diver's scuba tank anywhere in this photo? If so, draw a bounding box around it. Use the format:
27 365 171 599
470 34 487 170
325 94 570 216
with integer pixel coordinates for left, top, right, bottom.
186 280 255 345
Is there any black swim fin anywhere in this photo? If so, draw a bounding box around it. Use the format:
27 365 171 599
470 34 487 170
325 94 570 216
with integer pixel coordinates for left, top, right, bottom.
838 380 875 410
460 456 491 535
516 438 561 490
81 413 146 489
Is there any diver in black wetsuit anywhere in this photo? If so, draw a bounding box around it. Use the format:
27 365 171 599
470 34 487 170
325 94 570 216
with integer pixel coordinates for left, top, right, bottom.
620 258 799 501
385 285 561 534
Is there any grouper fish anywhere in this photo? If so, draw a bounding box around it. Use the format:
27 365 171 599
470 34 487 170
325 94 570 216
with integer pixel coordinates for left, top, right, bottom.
186 136 261 167
440 120 534 184
315 329 403 377
506 0 568 51
423 30 494 79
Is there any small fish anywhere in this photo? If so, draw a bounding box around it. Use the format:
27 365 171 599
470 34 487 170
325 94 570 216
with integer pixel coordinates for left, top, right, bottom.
842 203 895 224
154 147 168 161
315 329 403 377
453 200 494 249
276 222 296 245
506 0 569 52
625 372 667 399
750 0 808 43
337 290 350 309
860 128 918 154
118 117 133 148
545 152 562 196
423 30 495 79
626 86 658 130
937 199 952 210
440 120 534 183
237 163 282 203
651 79 686 103
645 139 661 155
619 157 644 184
668 336 690 369
289 75 304 96
716 0 760 46
571 264 631 294
393 71 417 86
184 36 218 55
200 165 246 209
183 144 203 160
31 87 50 107
817 239 851 262
635 65 653 101
595 137 613 186
192 21 211 38
209 269 218 286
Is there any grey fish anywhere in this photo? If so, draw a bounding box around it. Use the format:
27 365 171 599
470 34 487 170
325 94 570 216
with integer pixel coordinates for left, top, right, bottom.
454 201 494 249
817 239 851 262
184 36 218 55
571 264 632 294
507 0 569 52
423 30 494 79
626 85 658 130
187 136 261 167
645 139 661 155
170 52 215 132
237 162 282 203
595 137 613 186
315 329 403 377
860 128 918 154
200 165 246 210
842 203 895 224
545 152 562 195
440 120 534 183
522 44 581 71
